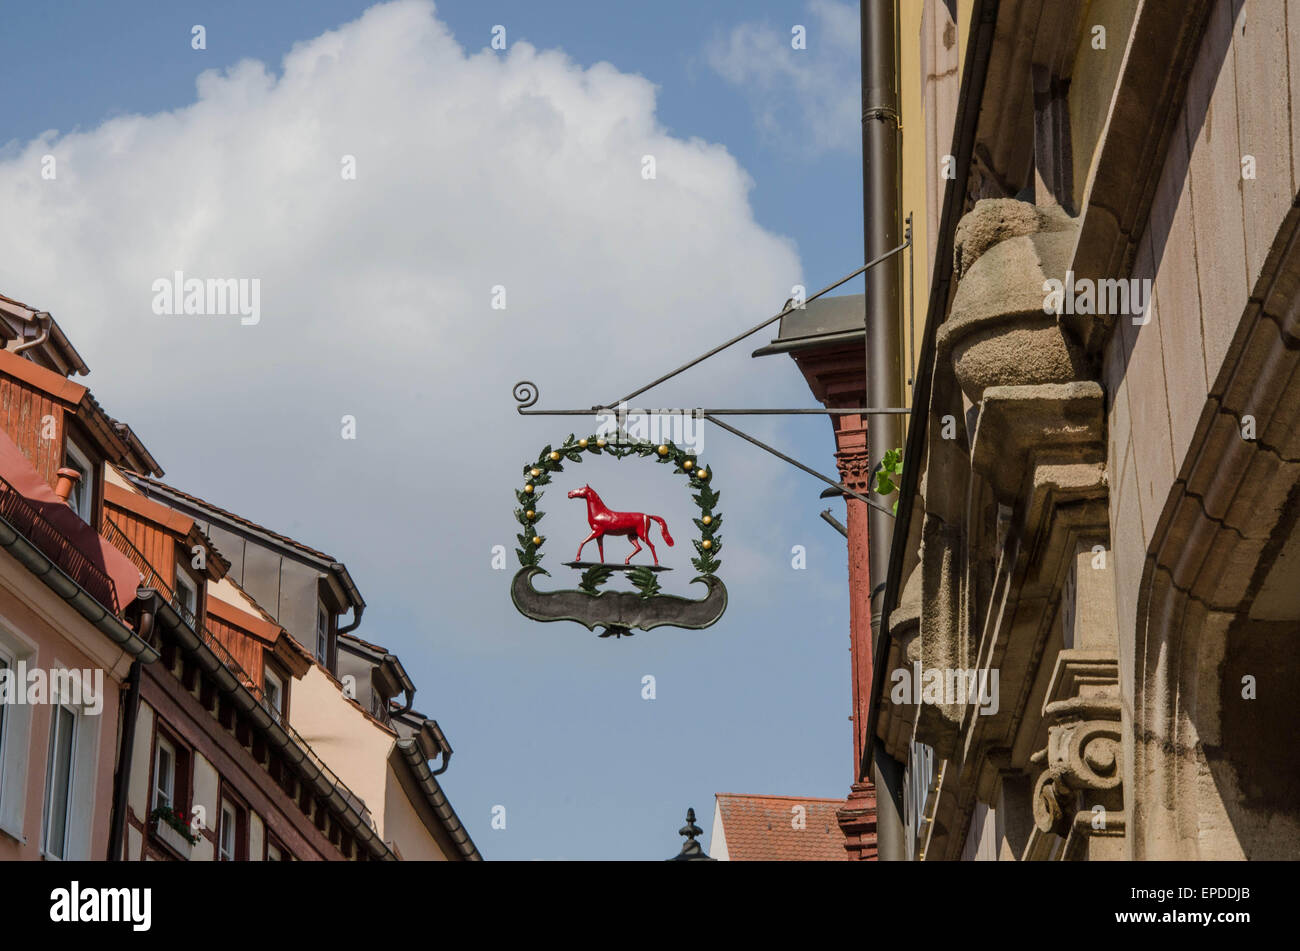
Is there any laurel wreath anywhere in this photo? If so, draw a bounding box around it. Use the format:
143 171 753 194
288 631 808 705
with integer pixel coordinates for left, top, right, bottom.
514 433 722 596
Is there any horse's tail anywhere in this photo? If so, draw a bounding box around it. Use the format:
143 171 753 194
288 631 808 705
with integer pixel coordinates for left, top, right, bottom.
650 515 674 547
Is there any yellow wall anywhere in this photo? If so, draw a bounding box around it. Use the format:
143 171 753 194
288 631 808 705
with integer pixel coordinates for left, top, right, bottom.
899 0 925 412
898 0 971 411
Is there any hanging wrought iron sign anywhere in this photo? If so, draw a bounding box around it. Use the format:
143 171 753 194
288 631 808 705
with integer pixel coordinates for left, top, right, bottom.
510 424 727 639
507 226 917 639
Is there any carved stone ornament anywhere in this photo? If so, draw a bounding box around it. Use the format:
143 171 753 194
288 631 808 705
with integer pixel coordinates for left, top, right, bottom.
937 198 1090 407
1031 695 1123 837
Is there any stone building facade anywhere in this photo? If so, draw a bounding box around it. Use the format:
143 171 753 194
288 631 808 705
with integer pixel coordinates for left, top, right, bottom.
863 0 1300 860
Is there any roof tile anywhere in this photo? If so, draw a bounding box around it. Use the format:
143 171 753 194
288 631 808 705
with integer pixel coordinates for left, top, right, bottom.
715 793 848 861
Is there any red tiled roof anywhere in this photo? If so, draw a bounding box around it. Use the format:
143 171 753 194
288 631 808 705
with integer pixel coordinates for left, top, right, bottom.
0 427 142 614
714 793 848 861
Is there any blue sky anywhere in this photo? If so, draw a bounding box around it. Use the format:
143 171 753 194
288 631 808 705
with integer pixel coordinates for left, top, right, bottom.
0 0 868 859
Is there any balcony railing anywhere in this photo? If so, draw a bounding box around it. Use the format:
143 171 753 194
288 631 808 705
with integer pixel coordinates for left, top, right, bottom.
0 474 119 613
101 514 377 835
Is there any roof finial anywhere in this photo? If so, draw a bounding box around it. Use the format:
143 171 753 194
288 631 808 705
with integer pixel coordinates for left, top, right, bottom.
668 806 715 860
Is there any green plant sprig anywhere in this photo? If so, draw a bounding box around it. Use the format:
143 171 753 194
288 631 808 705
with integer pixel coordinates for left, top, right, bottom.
873 447 904 515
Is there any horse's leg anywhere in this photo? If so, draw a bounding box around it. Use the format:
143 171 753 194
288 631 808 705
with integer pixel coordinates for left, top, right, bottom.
625 536 643 564
642 523 658 566
597 536 605 562
576 531 599 562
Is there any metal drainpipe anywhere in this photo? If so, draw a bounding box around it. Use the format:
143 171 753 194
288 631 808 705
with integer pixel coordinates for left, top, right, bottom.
12 312 51 354
107 599 153 860
861 0 907 861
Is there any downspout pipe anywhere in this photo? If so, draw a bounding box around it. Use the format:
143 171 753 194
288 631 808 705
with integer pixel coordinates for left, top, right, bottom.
107 659 145 860
108 591 157 860
861 0 907 861
333 563 365 634
12 312 51 354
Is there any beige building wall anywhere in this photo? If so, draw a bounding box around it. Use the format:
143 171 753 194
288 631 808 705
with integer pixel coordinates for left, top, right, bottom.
291 663 396 839
292 664 457 857
0 546 130 862
382 762 449 861
192 752 220 861
1105 0 1300 859
125 702 155 842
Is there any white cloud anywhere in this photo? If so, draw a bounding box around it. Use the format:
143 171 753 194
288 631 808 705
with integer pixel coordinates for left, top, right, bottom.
706 0 860 156
0 0 818 656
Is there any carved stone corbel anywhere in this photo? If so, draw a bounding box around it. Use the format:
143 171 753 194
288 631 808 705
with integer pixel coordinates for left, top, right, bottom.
1029 652 1125 859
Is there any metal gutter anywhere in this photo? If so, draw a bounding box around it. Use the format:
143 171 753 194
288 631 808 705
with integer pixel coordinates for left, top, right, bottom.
0 513 159 663
863 0 1001 781
395 738 482 861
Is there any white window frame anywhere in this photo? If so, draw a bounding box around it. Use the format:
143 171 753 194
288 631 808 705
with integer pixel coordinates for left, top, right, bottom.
173 565 198 625
41 701 78 860
0 623 37 844
219 799 237 861
37 661 100 860
263 669 284 721
153 735 176 812
63 438 95 525
0 650 9 818
316 605 329 664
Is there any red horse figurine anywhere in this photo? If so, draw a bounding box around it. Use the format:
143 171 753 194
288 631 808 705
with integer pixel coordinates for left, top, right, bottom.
568 485 674 565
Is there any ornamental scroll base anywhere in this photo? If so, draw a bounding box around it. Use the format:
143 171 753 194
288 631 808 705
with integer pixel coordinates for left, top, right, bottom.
511 567 727 639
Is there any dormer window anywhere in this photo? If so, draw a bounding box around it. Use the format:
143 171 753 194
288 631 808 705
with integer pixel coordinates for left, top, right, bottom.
62 438 94 524
173 562 198 627
316 605 329 665
263 668 284 722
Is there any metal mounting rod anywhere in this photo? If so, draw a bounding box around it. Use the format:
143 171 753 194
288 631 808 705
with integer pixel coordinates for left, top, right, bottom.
702 413 895 518
512 394 910 417
820 509 849 538
600 241 911 411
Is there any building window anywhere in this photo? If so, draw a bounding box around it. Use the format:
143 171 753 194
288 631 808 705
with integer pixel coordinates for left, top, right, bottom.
153 736 176 811
42 704 78 859
315 605 329 665
219 796 248 861
173 564 198 627
219 800 236 860
263 669 284 722
63 438 95 525
0 653 8 814
0 631 35 841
